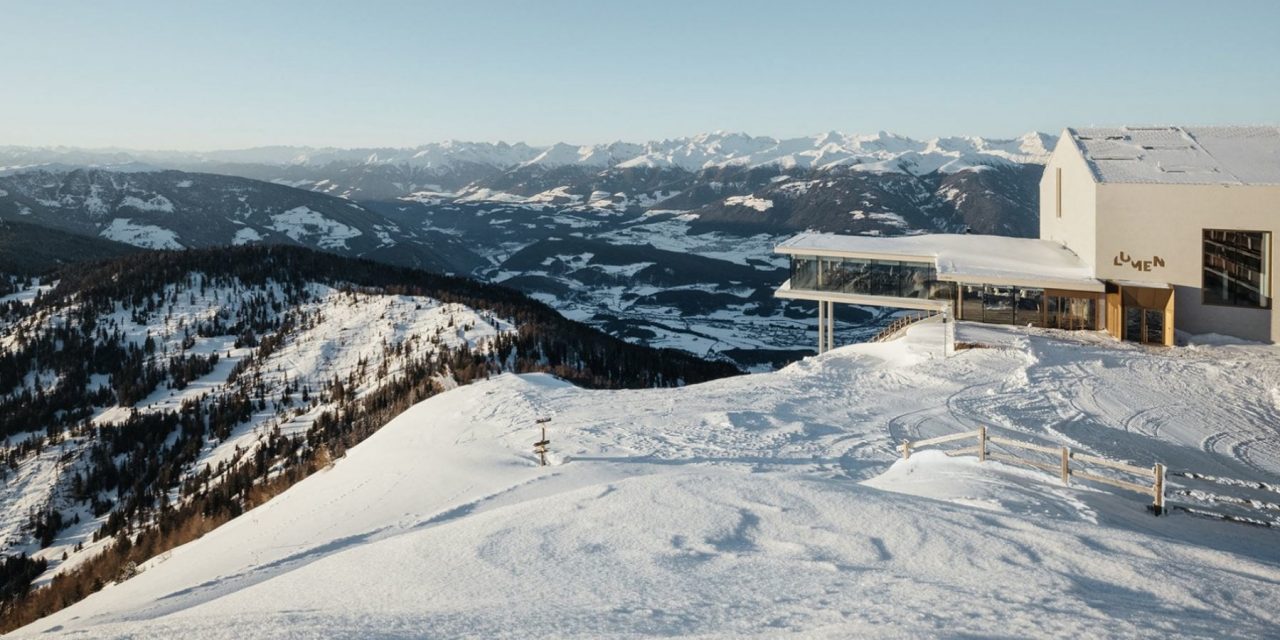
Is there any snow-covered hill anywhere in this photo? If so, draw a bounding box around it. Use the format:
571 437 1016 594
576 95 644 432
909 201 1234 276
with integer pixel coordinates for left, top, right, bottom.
14 323 1280 638
0 278 509 571
0 246 738 629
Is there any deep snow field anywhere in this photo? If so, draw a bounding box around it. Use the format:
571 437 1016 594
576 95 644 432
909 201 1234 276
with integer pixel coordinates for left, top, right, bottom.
13 323 1280 639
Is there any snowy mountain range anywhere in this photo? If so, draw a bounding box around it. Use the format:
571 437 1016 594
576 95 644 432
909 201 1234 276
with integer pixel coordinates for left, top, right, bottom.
0 130 1054 369
1 130 1054 174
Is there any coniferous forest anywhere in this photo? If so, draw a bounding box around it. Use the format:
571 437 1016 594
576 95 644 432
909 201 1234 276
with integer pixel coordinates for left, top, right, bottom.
0 245 740 629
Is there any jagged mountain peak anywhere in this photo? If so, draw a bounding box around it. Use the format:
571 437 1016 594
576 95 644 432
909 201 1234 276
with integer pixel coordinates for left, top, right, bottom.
1 130 1055 175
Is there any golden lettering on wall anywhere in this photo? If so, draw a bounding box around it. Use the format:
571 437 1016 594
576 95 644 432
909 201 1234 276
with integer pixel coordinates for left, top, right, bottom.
1113 251 1166 272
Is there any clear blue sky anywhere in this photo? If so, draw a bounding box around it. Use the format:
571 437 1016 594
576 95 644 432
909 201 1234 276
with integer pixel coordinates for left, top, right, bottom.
2 0 1277 149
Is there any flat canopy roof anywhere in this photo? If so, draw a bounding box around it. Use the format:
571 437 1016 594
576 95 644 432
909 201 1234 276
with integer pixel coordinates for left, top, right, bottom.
776 232 1105 291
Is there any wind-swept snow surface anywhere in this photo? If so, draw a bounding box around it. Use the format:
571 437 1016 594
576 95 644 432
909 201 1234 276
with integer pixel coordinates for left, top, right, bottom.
15 324 1280 639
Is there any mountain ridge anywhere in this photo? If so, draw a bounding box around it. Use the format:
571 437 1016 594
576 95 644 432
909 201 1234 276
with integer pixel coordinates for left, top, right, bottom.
1 130 1055 174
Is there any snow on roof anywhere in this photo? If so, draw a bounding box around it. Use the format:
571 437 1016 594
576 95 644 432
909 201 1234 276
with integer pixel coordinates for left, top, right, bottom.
1069 126 1280 185
776 232 1104 290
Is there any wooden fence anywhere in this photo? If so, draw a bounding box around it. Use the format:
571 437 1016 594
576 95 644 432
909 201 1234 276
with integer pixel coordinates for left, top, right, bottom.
901 426 1165 514
1164 470 1280 528
902 428 1280 528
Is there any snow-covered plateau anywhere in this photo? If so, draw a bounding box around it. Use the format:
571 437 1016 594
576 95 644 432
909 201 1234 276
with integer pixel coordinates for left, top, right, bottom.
14 322 1280 639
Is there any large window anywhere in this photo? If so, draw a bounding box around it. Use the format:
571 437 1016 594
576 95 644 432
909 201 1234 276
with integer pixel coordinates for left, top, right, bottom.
1015 287 1045 327
982 286 1015 324
790 256 818 290
1203 230 1271 309
1046 295 1097 331
788 255 935 299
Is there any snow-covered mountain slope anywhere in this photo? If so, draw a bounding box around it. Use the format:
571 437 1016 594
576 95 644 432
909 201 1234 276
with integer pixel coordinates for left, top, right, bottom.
0 278 509 572
0 168 480 272
14 323 1280 638
0 246 738 629
0 219 141 277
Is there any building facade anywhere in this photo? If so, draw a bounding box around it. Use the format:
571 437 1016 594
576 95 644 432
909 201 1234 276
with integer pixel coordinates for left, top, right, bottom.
776 125 1279 349
1043 126 1277 344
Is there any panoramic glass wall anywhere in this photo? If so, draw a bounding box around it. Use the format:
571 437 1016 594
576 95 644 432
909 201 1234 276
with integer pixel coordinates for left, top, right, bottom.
788 255 935 299
788 255 1099 331
955 285 1097 329
1045 294 1097 330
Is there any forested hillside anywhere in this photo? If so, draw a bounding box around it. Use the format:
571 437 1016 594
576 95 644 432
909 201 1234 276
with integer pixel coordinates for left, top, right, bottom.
0 245 738 629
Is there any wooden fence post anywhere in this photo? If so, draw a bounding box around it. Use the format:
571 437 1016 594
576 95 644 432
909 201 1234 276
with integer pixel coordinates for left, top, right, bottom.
1153 463 1165 515
978 426 987 462
1060 447 1070 485
901 440 911 460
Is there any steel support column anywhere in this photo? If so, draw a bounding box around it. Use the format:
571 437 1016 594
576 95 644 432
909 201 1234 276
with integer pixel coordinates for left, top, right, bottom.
816 299 826 353
826 300 835 352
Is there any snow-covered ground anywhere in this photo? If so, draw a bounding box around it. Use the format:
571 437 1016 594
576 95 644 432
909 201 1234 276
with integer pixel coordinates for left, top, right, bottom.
98 218 183 249
0 278 513 578
13 323 1280 638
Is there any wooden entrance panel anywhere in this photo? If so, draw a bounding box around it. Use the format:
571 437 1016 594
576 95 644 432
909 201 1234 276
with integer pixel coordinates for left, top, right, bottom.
1106 289 1122 340
1113 285 1175 346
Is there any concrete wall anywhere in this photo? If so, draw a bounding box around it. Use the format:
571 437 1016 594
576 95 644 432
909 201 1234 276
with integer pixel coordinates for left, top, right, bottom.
1039 130 1099 268
1093 182 1280 343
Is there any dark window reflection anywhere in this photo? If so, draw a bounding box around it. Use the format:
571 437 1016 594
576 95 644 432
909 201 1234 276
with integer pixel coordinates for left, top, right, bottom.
1203 229 1271 309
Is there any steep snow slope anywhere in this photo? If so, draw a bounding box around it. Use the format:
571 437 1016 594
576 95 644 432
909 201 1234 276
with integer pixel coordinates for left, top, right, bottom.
0 277 510 579
15 323 1280 638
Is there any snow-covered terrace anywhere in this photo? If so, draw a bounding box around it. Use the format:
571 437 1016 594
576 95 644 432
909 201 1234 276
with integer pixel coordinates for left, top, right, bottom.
776 232 1105 292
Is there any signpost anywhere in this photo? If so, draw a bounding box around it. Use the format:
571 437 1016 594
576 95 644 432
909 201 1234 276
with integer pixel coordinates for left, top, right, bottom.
534 418 551 466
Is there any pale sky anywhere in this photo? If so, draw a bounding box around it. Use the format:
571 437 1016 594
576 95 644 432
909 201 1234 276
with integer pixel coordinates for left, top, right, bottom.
2 0 1277 149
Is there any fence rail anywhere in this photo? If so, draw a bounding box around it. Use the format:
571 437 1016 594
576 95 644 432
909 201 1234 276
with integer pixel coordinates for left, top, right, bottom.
901 429 1280 530
1165 470 1280 528
901 426 1165 513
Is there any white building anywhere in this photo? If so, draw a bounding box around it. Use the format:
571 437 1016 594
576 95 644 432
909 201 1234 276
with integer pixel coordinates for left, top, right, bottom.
776 125 1279 350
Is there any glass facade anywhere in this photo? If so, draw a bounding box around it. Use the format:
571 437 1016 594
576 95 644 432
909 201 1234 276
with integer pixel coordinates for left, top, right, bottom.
1203 229 1271 309
1144 309 1165 343
982 286 1015 324
1015 287 1045 327
788 255 935 299
787 254 1100 332
1045 295 1097 331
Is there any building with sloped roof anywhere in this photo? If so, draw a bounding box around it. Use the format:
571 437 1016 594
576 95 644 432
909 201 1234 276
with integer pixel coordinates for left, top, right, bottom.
776 126 1279 350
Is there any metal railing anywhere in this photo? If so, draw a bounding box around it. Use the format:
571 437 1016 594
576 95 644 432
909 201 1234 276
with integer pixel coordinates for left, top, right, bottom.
871 310 941 343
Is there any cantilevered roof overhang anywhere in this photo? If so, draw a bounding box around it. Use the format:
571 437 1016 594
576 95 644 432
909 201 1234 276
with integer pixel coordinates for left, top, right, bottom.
775 232 1106 292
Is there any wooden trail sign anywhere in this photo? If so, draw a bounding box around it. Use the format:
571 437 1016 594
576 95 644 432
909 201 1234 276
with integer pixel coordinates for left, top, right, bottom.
534 424 550 466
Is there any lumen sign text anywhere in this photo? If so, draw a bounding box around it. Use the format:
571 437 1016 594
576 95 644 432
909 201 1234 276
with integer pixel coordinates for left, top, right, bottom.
1113 252 1166 272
